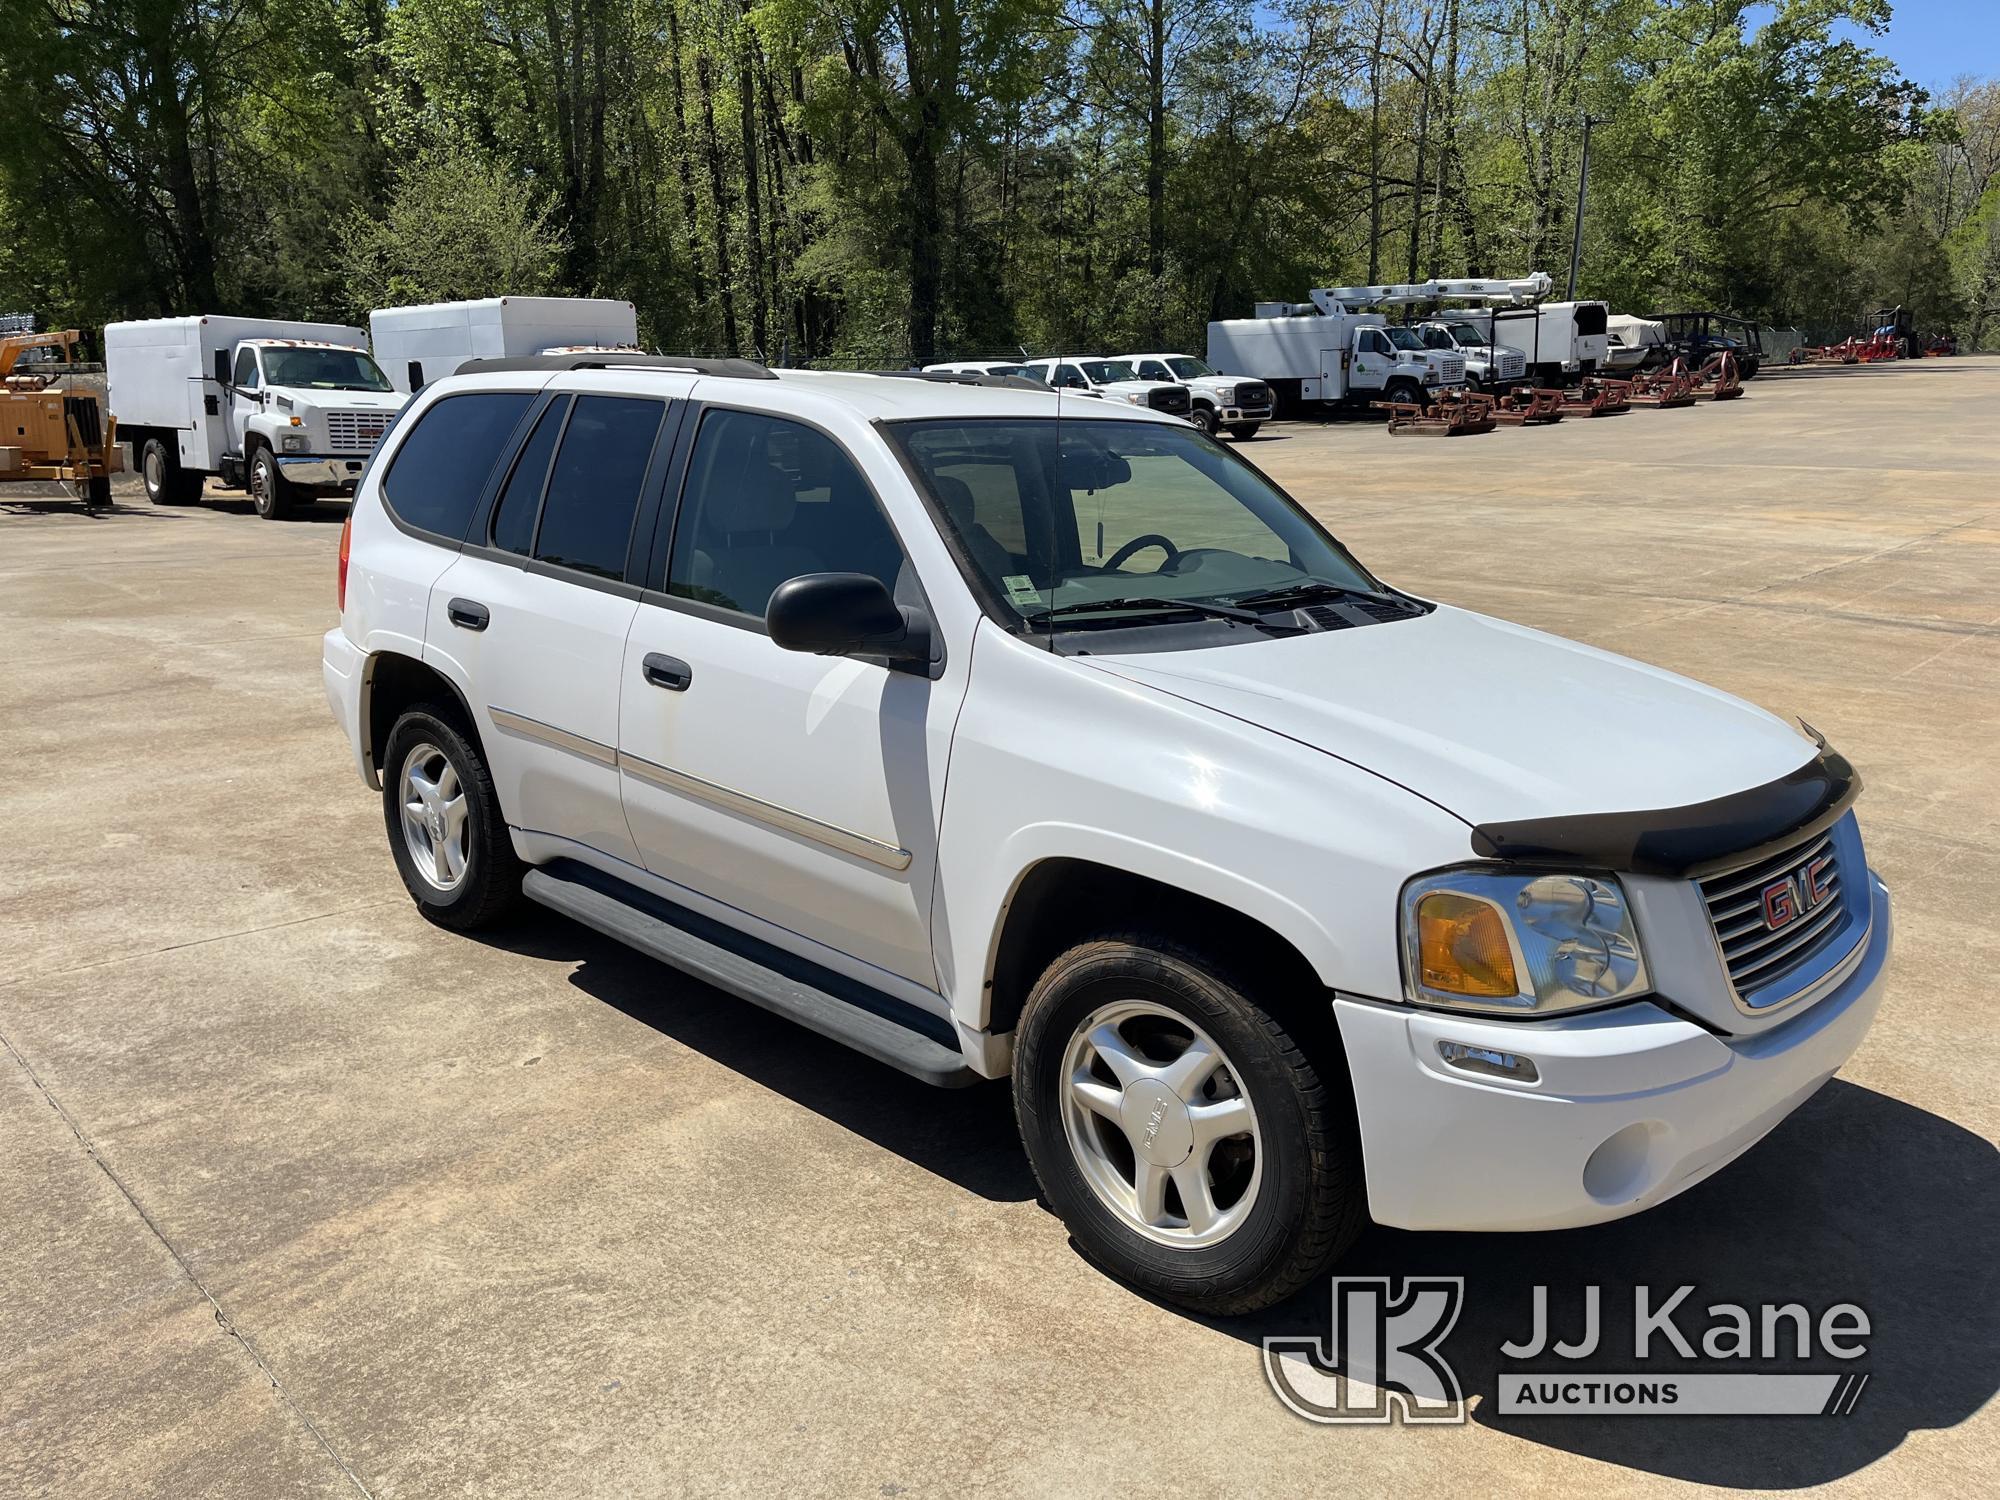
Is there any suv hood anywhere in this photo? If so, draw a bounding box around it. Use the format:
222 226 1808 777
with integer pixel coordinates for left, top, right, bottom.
1088 604 1817 829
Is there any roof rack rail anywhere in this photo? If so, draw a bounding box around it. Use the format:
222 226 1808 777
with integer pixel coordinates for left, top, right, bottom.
860 369 1047 392
456 353 777 380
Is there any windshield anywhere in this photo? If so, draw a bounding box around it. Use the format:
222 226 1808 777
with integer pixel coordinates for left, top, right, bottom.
982 363 1032 378
1383 326 1427 351
1445 322 1486 346
1166 356 1215 379
1079 359 1140 384
885 418 1383 645
260 347 394 392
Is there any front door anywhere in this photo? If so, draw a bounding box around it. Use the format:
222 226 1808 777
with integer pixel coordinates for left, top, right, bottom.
229 345 262 454
617 405 956 988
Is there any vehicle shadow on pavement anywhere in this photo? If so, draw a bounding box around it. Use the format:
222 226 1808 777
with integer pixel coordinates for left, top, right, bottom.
481 905 1036 1205
1228 1078 1999 1487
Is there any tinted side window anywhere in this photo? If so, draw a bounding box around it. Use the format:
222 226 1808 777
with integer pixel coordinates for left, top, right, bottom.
381 392 534 540
234 348 259 389
490 397 567 556
1137 360 1171 381
533 395 664 580
666 410 909 622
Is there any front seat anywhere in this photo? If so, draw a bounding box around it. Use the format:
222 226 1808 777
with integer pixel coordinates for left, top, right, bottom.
687 460 822 617
931 474 1014 581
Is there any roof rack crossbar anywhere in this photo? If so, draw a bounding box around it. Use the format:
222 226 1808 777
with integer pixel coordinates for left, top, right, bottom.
860 369 1047 391
457 353 777 379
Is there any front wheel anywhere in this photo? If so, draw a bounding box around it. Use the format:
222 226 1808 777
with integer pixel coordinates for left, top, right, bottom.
1192 404 1219 438
381 705 523 931
1383 378 1424 408
1227 423 1262 441
248 445 294 520
1013 935 1364 1314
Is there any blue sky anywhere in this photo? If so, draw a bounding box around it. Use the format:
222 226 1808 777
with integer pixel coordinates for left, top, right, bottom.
1823 2 1997 92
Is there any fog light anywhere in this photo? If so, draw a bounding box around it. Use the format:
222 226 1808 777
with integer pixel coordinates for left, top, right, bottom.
1437 1040 1538 1083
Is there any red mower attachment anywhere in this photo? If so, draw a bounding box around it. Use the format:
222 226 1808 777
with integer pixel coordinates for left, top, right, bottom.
1482 386 1567 425
1689 351 1744 401
1558 376 1631 416
1370 388 1498 436
1624 359 1698 408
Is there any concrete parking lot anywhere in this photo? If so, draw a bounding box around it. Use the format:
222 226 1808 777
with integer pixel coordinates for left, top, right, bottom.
3 359 1996 1498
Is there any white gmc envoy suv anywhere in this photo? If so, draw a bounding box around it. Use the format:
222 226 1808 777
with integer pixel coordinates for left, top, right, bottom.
324 355 1892 1313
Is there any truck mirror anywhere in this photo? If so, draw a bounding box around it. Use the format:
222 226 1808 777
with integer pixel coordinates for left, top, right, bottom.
213 349 231 387
408 361 424 391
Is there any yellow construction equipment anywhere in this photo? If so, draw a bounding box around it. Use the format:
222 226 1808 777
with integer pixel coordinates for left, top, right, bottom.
2 328 123 508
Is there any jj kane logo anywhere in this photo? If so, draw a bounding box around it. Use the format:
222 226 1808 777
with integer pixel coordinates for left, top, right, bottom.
1265 1280 1872 1424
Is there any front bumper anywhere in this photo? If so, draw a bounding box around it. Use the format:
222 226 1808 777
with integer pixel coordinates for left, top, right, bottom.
322 627 374 787
1337 873 1892 1232
278 454 370 490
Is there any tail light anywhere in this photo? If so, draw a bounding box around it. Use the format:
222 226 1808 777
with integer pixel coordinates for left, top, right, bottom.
337 511 352 612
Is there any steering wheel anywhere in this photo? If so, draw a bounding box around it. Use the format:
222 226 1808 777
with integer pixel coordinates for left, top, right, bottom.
1105 533 1180 572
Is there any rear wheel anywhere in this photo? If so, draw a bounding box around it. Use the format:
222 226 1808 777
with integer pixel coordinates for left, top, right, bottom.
1013 934 1364 1315
1228 423 1262 440
140 437 200 505
381 705 523 931
248 445 293 520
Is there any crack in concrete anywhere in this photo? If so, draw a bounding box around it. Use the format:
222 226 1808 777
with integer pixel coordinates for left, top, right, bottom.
0 1026 375 1499
0 900 400 992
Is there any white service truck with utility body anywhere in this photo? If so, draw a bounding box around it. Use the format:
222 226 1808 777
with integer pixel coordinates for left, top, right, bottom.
369 296 641 395
1206 289 1466 416
324 353 1891 1315
1416 319 1529 390
1436 275 1610 385
1123 353 1274 440
107 316 407 518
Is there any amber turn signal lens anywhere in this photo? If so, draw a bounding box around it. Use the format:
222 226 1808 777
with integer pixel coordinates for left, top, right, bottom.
1417 893 1519 998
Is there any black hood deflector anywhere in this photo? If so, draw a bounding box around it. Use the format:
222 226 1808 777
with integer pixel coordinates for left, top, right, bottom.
1470 742 1861 879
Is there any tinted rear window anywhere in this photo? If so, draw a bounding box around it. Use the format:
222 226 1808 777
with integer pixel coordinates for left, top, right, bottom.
533 396 665 580
381 392 534 540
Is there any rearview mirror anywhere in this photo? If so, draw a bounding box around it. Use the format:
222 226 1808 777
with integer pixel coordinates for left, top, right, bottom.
767 573 931 668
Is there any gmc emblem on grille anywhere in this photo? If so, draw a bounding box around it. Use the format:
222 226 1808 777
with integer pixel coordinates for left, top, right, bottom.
1762 854 1835 931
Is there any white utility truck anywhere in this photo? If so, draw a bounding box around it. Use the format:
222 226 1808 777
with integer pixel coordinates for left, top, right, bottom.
107 316 408 518
369 297 641 395
1206 287 1466 415
1415 319 1529 389
1122 353 1274 440
1435 274 1610 384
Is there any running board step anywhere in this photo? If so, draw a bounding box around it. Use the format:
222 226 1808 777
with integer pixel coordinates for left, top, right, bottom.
522 861 977 1088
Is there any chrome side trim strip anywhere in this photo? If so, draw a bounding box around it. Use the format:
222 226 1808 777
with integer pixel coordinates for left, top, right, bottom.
488 706 618 767
617 752 913 871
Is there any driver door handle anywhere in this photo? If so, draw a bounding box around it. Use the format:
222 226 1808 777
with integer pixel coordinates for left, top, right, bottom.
446 598 489 631
642 653 693 691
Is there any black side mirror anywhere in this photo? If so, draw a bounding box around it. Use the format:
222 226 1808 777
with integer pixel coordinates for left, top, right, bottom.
767 573 931 668
213 349 231 386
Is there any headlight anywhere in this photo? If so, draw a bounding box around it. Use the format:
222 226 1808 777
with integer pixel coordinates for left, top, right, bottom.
1214 384 1236 402
281 432 309 452
1121 391 1146 405
1423 368 1441 384
1400 868 1650 1015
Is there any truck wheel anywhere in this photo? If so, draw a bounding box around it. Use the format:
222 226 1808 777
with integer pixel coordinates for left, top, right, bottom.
248 445 294 520
1228 423 1262 441
1013 934 1364 1315
381 705 523 932
1384 378 1424 408
1192 405 1219 438
140 438 200 505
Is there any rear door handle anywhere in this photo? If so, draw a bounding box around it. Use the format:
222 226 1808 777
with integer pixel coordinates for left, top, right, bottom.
447 598 489 631
642 653 693 691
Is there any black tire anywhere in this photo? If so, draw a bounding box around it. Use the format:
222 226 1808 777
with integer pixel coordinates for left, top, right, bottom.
1227 423 1261 441
1013 934 1365 1315
248 444 294 519
1383 378 1424 408
1192 403 1219 438
380 704 524 932
85 475 112 510
140 437 200 505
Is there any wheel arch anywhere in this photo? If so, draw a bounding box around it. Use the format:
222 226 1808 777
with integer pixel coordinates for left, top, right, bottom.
361 648 486 793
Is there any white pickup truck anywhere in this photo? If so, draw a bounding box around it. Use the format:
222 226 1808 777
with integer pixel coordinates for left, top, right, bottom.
1018 356 1194 419
325 354 1891 1313
107 316 407 518
1123 353 1273 440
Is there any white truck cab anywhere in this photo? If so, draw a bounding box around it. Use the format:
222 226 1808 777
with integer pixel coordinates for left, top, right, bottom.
1019 356 1194 419
325 354 1891 1315
1123 353 1274 440
107 316 407 518
1417 319 1529 389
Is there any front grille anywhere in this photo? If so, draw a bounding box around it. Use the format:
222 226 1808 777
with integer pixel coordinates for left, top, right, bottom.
1439 355 1466 383
1699 829 1855 1005
1234 381 1273 409
1146 385 1192 415
326 410 392 454
1496 351 1527 381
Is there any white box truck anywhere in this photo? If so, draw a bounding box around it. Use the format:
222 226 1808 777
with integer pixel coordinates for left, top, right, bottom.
107 316 407 518
1436 283 1610 383
1207 289 1466 416
369 297 640 394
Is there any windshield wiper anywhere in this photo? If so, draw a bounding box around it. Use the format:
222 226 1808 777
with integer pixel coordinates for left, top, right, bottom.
1227 579 1402 611
1026 594 1281 627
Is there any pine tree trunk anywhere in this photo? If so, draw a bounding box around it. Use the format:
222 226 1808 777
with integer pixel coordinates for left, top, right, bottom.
695 49 740 355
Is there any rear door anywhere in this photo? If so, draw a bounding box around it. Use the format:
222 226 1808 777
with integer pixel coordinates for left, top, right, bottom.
427 386 684 865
